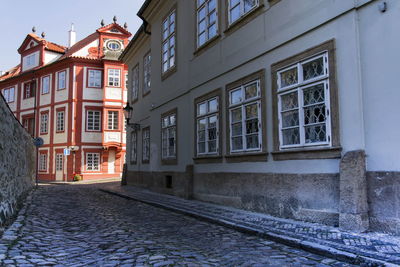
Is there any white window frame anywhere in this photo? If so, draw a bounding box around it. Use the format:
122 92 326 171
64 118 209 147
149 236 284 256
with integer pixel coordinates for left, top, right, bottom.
39 154 47 172
107 110 119 130
228 0 259 25
40 113 49 134
196 97 219 156
130 131 137 163
228 80 262 153
57 71 66 90
143 52 151 94
88 69 102 88
55 154 63 171
196 0 218 48
277 52 331 149
161 113 177 159
2 87 15 103
56 111 65 132
87 110 101 131
131 65 139 100
162 10 176 74
86 153 100 171
108 69 121 87
142 128 150 162
41 75 50 94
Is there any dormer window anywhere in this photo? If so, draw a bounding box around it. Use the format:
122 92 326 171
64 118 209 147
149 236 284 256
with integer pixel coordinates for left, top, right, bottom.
23 52 39 71
106 40 121 51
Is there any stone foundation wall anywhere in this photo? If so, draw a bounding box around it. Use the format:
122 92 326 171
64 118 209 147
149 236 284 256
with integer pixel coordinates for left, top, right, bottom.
367 171 400 235
0 95 35 225
126 169 340 226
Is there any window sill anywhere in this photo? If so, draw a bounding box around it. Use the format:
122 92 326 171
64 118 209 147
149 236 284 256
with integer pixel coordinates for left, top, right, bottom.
272 146 342 161
193 34 221 57
161 158 177 165
161 66 177 81
224 4 264 36
142 159 150 164
193 155 223 164
225 152 267 163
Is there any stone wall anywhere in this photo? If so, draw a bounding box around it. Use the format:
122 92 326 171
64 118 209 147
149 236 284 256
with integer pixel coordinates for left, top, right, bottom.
0 95 35 225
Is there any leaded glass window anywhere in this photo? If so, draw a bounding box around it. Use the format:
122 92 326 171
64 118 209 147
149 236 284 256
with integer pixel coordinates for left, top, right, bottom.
277 53 331 149
161 113 176 159
196 97 219 155
143 52 151 94
132 65 139 100
228 80 262 152
142 128 150 162
130 131 137 163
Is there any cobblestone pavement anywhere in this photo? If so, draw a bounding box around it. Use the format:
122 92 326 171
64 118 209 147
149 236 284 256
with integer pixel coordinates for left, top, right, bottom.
0 183 357 266
102 184 400 267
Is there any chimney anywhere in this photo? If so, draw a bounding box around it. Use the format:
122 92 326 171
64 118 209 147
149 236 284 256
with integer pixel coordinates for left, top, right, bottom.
68 23 76 48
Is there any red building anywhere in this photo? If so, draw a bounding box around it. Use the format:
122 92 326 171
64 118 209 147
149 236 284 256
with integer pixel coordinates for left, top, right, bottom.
0 22 131 181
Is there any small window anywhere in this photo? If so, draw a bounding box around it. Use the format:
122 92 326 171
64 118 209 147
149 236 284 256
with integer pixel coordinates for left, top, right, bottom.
57 71 66 90
107 41 121 51
2 87 15 103
56 110 65 132
108 69 121 87
88 69 102 88
24 81 36 99
161 112 177 160
39 154 47 171
86 153 100 171
130 131 137 164
87 110 101 131
40 113 49 134
131 65 139 100
162 10 176 74
196 0 218 47
142 127 150 162
55 154 63 171
228 0 259 25
143 52 151 94
22 117 35 136
107 111 119 130
41 76 50 94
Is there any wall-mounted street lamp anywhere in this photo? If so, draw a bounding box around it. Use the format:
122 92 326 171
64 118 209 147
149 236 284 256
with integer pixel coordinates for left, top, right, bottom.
123 103 140 131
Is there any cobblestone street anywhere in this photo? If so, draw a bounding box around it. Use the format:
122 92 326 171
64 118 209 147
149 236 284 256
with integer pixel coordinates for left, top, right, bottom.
0 183 356 266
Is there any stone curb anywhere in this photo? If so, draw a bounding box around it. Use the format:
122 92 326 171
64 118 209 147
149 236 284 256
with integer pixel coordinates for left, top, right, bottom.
100 188 397 267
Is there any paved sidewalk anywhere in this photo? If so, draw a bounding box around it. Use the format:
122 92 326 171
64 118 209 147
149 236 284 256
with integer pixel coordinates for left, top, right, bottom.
100 184 400 267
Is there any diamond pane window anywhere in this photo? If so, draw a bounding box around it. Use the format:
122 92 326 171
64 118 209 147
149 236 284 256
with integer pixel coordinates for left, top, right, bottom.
228 80 262 153
277 52 331 149
161 112 177 159
196 96 219 156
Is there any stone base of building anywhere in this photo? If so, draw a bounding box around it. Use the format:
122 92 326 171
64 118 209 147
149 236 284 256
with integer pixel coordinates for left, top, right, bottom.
126 166 400 235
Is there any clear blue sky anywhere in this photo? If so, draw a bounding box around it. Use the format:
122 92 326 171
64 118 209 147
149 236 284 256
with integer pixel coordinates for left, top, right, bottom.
0 0 145 71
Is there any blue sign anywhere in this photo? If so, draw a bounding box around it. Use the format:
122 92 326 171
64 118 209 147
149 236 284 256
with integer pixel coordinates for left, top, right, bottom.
33 137 44 147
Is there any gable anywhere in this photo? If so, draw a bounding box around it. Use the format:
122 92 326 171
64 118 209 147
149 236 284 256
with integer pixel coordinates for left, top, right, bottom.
97 23 132 37
26 40 38 51
18 34 44 54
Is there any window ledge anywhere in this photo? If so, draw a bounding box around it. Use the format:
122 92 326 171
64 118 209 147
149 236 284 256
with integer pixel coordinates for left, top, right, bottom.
225 152 267 163
193 155 223 164
272 146 342 161
224 4 265 36
161 66 177 81
161 158 177 165
193 34 221 57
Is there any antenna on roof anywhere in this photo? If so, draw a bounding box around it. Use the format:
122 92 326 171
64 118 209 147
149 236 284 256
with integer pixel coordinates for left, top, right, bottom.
124 22 128 29
113 16 117 23
101 19 105 27
41 32 46 38
32 26 36 33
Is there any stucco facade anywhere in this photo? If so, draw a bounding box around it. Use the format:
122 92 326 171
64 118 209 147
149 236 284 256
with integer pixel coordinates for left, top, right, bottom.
0 22 131 181
122 0 400 234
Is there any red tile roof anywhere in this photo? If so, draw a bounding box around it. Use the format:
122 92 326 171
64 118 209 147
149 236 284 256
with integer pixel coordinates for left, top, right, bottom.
0 65 21 81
